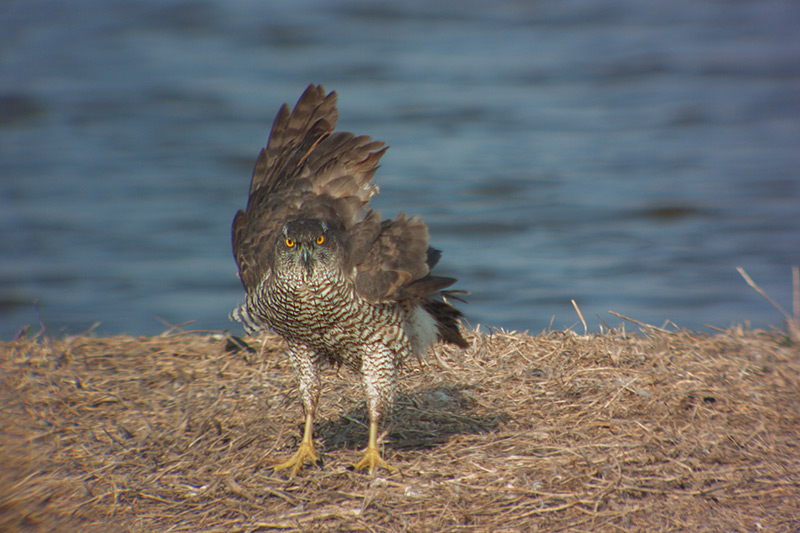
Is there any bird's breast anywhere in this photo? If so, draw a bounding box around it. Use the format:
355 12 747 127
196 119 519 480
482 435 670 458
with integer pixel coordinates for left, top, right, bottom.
245 266 408 369
258 269 360 333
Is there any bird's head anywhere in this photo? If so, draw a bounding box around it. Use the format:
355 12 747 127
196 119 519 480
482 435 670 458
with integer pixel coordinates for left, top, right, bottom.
275 218 340 277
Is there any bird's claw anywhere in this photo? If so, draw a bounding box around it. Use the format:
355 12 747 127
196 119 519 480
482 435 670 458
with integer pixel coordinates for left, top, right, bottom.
273 439 319 477
353 445 398 475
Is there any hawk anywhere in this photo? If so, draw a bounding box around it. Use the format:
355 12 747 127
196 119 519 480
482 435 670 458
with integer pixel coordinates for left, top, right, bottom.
229 84 467 475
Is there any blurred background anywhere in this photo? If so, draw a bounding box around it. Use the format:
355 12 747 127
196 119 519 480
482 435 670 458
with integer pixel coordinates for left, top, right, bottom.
2 0 799 339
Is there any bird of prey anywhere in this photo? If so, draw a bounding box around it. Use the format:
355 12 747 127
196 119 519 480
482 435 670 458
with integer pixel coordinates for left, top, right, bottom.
229 84 467 476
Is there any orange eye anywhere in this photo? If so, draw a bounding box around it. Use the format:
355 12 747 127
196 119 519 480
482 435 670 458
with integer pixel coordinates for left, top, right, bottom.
285 238 295 248
316 234 325 245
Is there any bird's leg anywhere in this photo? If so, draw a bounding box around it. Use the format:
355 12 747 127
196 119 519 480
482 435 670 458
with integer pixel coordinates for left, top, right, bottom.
274 346 321 477
274 409 318 477
353 413 398 474
353 347 399 474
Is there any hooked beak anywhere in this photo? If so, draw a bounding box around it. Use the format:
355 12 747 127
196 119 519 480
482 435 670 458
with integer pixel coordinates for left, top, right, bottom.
299 245 313 269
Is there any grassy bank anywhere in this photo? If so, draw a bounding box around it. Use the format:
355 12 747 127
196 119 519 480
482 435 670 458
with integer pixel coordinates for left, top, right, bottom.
2 325 798 531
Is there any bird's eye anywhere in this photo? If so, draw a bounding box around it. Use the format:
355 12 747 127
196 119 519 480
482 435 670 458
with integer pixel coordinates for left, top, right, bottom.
316 234 325 245
285 238 295 248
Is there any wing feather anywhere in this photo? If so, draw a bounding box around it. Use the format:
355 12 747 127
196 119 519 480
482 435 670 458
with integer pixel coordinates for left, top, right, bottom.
354 213 432 302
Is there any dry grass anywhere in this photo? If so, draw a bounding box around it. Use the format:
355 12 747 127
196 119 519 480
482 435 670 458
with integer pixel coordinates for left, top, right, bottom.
1 324 799 532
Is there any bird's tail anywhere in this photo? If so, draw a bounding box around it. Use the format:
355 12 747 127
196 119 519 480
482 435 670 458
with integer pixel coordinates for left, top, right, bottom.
423 293 469 348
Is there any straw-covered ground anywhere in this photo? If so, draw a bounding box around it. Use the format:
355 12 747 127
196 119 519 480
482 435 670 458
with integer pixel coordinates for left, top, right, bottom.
2 323 799 532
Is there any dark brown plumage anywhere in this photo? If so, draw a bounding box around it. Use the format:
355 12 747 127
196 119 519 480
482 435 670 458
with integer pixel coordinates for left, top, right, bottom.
230 84 467 476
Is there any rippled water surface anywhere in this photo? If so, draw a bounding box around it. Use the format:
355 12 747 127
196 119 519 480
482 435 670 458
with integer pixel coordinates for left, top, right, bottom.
2 0 799 338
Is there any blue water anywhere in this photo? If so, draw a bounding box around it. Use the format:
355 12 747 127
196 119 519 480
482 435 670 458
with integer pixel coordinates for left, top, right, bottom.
2 0 799 339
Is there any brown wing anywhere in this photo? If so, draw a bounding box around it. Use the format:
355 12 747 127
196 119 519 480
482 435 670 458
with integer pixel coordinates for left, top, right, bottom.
353 212 462 305
232 84 387 291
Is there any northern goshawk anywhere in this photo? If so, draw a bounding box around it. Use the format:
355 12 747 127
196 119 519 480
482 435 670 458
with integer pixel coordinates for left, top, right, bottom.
229 84 467 475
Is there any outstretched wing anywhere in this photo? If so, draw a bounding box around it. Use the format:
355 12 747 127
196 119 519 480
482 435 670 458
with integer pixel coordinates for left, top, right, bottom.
233 83 459 311
232 84 387 291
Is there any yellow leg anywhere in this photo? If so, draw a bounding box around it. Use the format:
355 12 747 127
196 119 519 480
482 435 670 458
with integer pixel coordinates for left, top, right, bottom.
274 412 319 477
353 417 398 474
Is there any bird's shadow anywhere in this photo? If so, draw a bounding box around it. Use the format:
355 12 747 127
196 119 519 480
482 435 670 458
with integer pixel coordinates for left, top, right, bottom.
316 383 508 452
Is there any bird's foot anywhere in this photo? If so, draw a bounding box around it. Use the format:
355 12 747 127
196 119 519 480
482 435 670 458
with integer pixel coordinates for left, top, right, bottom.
353 444 398 475
273 439 319 477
